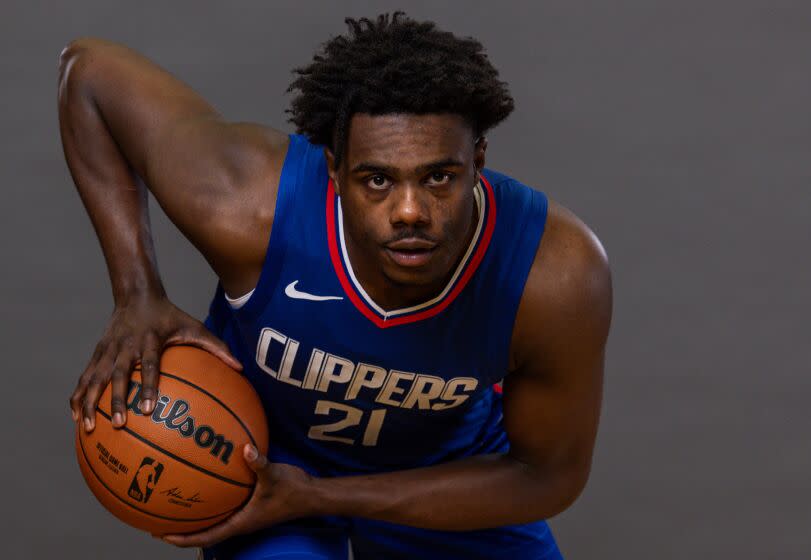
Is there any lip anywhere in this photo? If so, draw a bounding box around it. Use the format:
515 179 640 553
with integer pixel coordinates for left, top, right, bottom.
384 241 437 268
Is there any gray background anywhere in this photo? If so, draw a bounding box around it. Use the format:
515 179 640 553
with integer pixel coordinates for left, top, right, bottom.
1 0 808 558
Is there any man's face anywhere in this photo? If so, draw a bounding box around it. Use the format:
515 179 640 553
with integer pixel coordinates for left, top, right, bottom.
326 113 487 305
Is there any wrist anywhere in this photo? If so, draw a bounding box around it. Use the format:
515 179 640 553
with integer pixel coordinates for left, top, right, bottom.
302 475 345 518
305 474 379 520
112 274 166 307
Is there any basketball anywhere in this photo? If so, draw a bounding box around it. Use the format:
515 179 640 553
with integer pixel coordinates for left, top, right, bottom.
75 345 269 536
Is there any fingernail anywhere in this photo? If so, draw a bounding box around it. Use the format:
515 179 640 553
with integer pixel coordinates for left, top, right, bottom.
113 412 124 427
83 418 93 432
71 409 78 422
140 399 154 414
245 444 257 461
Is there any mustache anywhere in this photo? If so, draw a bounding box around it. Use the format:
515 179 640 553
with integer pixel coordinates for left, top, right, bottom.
383 229 439 245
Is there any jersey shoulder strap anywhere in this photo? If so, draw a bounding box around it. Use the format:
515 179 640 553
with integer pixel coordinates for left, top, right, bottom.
470 169 549 376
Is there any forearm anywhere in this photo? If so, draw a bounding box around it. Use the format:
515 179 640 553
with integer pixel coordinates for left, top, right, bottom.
58 42 164 304
311 453 582 531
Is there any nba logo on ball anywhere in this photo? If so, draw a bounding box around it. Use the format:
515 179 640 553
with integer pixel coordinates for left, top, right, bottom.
127 457 164 503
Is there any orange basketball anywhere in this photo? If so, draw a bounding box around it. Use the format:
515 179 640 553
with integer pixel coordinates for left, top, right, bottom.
75 345 268 536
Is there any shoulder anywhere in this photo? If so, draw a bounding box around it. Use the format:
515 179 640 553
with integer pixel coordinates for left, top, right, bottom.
183 120 290 190
192 123 290 296
509 197 613 372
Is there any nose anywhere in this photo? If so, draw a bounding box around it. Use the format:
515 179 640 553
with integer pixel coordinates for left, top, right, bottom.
389 184 430 228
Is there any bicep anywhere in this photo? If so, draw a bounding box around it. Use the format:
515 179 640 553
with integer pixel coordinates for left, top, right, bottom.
144 120 288 272
503 201 612 481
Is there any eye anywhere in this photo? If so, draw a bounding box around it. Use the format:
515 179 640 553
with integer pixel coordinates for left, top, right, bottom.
426 172 453 186
366 174 392 190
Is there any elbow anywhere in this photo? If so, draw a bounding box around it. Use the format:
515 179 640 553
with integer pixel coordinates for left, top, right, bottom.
59 38 91 72
556 465 591 514
58 40 87 92
523 459 593 520
58 38 108 105
58 37 109 86
546 462 593 518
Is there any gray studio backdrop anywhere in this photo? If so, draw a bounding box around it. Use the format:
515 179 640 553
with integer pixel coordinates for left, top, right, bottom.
2 1 808 558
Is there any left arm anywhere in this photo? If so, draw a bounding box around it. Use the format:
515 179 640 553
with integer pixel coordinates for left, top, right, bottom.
165 200 612 545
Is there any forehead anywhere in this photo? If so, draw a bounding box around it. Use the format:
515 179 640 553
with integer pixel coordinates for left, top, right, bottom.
345 113 475 168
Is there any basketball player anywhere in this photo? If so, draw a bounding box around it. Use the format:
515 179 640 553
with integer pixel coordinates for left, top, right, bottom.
60 14 611 559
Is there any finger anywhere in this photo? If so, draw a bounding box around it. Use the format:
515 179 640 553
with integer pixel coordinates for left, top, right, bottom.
162 513 247 548
110 352 136 428
138 335 161 414
82 358 112 432
243 444 269 474
71 345 104 421
171 327 242 371
70 370 93 423
69 380 88 423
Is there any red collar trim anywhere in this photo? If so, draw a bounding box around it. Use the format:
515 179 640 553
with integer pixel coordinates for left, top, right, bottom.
326 175 497 329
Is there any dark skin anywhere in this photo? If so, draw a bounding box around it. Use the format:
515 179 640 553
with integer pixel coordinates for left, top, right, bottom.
59 38 611 545
328 113 485 309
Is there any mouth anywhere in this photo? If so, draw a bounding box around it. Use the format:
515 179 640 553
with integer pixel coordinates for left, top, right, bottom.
384 239 438 268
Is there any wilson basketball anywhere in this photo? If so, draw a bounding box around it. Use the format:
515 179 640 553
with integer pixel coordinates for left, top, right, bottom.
75 345 268 535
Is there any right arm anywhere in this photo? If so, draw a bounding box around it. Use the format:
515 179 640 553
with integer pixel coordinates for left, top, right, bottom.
58 37 288 430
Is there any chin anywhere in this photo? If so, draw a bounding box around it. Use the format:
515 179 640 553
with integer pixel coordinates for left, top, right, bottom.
382 264 441 288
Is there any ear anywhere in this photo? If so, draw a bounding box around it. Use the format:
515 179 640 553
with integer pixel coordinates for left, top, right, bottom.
473 136 488 180
324 148 341 196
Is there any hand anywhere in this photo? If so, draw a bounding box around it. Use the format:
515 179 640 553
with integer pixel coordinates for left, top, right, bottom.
70 293 241 431
162 445 317 548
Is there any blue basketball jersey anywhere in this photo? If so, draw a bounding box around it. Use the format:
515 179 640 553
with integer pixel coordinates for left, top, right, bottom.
203 133 561 558
204 133 548 475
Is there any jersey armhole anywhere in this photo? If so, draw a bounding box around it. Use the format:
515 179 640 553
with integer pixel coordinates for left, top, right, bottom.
216 133 310 319
493 183 549 381
224 288 255 309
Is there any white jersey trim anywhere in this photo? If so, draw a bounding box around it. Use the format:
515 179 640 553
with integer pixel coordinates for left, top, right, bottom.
336 181 485 320
225 288 255 309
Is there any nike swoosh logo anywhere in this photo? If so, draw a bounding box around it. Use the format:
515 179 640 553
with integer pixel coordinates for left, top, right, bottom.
284 281 344 302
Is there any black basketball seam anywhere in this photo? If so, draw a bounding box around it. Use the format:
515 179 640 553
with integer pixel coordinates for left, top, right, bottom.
132 366 260 448
77 431 241 523
95 408 253 488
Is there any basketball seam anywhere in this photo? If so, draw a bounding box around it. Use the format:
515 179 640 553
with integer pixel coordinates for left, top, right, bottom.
77 431 240 523
95 408 253 488
132 366 260 448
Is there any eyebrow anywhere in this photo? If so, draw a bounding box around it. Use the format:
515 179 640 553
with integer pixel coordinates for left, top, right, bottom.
350 158 465 175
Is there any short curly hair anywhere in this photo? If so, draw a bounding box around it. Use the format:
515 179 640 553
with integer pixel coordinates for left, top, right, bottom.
286 12 515 167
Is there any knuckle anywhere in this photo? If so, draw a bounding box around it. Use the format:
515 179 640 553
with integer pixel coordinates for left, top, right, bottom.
140 358 158 371
142 330 160 343
91 369 111 383
120 336 136 349
110 396 126 410
87 374 105 389
172 327 190 340
141 385 158 398
89 370 109 387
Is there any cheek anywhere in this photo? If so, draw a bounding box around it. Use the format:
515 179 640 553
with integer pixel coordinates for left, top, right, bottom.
345 202 385 244
441 197 474 239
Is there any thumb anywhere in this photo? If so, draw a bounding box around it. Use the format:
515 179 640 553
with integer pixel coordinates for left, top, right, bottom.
243 444 269 474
